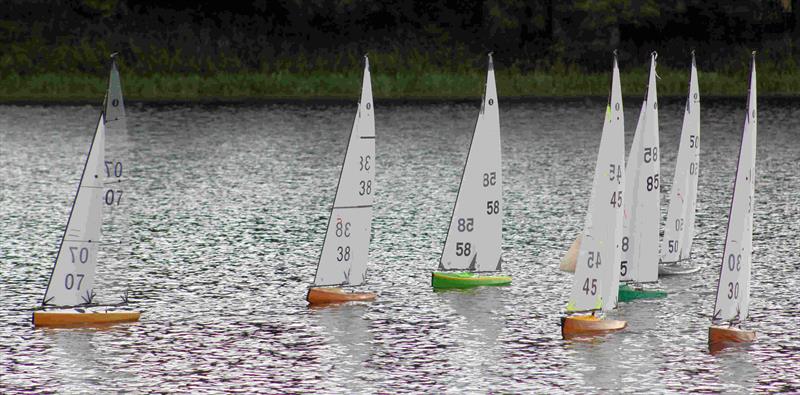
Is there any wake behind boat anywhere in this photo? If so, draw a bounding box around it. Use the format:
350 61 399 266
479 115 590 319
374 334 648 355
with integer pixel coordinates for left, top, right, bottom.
33 54 140 327
431 53 510 290
306 56 377 305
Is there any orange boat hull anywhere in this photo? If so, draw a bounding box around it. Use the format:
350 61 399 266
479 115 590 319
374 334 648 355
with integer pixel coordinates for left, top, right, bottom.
306 287 376 305
33 310 140 327
561 315 626 338
708 325 756 345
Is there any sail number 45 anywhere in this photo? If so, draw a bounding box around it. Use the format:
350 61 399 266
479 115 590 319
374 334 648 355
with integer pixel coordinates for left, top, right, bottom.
582 278 598 295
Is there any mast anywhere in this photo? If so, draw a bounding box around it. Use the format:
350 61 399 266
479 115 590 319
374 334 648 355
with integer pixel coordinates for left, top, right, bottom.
312 56 375 287
568 52 625 312
712 53 757 324
438 53 502 272
662 52 701 263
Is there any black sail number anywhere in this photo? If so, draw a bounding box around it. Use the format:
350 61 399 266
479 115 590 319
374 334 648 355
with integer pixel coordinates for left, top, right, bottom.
587 251 601 268
689 135 698 148
610 191 622 208
457 218 474 232
455 242 471 256
727 281 740 299
620 261 628 276
727 253 742 271
337 246 351 262
644 147 658 163
359 180 372 196
68 246 89 264
482 172 497 187
64 273 85 290
486 200 500 215
335 219 351 238
105 189 124 205
104 161 123 178
646 174 659 191
582 278 598 295
359 155 371 171
609 164 622 184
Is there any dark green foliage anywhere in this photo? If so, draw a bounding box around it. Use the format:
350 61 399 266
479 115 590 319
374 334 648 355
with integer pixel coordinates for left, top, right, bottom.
0 0 797 99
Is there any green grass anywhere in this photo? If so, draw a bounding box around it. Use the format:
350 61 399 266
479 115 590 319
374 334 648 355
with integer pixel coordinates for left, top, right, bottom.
1 67 798 102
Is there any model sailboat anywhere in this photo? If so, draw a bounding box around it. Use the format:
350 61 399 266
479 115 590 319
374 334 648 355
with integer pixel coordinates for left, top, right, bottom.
431 54 511 289
561 52 626 337
709 53 757 346
307 56 377 305
660 53 701 275
618 52 667 302
33 54 140 327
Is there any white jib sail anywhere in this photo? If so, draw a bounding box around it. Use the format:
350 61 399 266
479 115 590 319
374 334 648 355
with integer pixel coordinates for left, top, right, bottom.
43 115 106 306
712 55 756 323
568 54 625 312
439 54 502 272
623 53 660 283
662 55 700 263
313 56 375 287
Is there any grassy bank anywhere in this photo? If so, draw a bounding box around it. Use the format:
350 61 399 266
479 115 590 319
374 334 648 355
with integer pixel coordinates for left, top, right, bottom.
1 67 798 102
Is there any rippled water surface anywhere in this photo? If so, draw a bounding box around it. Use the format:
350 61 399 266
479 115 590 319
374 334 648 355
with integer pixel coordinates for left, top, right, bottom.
1 98 799 393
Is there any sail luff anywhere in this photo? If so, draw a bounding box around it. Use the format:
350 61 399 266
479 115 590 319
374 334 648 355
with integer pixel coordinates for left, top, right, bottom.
569 53 625 312
712 54 757 322
313 56 375 286
439 54 502 272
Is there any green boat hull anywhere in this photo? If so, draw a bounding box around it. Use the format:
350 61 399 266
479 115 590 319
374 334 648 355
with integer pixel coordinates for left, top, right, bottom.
431 272 512 289
618 284 667 302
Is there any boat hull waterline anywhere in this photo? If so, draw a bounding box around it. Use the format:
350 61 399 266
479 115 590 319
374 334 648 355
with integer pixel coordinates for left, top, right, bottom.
561 315 627 338
306 287 376 305
33 309 140 327
618 284 667 302
658 261 700 276
708 325 756 346
431 272 512 289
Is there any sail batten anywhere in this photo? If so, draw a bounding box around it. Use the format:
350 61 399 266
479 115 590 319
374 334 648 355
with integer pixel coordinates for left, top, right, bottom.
439 54 502 272
712 55 757 323
569 54 625 312
313 57 375 287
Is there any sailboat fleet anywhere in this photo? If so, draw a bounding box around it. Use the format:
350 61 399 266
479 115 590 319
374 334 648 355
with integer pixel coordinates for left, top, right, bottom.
30 50 760 350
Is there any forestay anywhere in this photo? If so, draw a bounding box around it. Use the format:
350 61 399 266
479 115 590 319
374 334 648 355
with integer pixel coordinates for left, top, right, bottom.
439 54 502 272
713 55 757 323
42 116 106 306
621 53 660 283
313 56 375 287
662 55 700 263
568 54 625 312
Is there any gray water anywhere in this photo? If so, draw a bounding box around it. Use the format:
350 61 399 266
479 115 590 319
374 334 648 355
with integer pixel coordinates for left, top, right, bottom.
1 98 798 393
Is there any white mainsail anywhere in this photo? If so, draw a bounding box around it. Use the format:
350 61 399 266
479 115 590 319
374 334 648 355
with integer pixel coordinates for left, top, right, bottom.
313 56 375 286
620 53 660 283
712 55 757 323
620 102 645 281
439 54 502 272
568 54 625 312
662 54 700 263
42 115 106 306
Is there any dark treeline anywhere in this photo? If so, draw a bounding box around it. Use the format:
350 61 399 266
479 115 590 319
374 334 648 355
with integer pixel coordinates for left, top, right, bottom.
2 0 799 76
